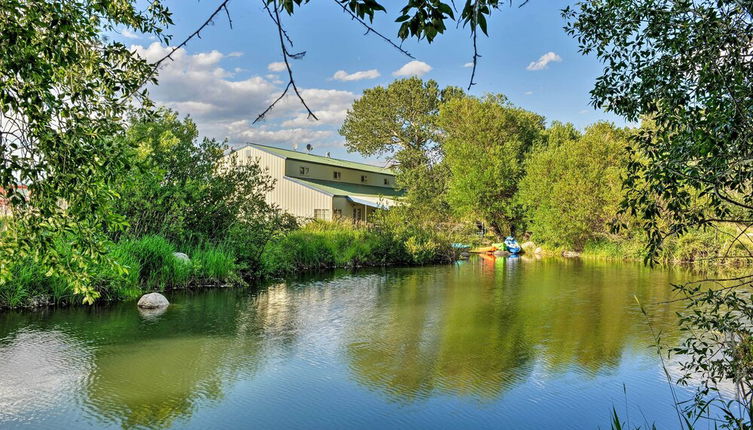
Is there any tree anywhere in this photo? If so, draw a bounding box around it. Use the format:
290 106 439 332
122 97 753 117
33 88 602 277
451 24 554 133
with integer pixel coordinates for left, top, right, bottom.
0 0 172 303
339 78 462 217
567 1 753 426
439 94 544 235
518 122 628 249
564 0 753 259
114 109 295 273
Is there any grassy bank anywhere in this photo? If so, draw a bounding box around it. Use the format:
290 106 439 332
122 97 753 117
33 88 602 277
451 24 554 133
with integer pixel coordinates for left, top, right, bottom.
0 236 239 307
261 220 453 276
528 222 753 269
0 220 454 308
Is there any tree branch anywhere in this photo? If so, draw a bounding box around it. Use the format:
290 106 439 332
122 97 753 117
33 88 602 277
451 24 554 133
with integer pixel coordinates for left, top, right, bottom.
151 0 233 72
334 0 414 59
254 0 317 123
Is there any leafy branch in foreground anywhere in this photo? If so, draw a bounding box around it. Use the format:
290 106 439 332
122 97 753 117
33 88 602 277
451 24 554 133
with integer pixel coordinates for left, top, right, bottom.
567 0 753 427
0 0 172 304
171 0 529 118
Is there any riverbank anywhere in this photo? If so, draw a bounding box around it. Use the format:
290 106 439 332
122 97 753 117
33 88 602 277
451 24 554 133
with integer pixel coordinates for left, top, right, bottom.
0 220 456 309
529 222 753 269
5 219 749 309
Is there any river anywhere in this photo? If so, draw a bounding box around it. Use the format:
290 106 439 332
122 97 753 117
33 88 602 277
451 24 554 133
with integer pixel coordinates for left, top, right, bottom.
0 256 692 429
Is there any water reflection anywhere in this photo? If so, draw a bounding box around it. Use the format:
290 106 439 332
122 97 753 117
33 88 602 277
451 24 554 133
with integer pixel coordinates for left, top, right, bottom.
346 257 684 402
0 257 687 429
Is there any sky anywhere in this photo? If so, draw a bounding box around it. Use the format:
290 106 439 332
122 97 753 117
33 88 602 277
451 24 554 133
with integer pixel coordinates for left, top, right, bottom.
113 0 625 164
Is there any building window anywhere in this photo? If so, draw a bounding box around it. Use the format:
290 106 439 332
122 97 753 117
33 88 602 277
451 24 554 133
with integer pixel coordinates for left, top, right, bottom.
383 178 389 185
314 209 329 220
333 171 341 179
299 166 309 175
361 175 368 183
333 209 342 218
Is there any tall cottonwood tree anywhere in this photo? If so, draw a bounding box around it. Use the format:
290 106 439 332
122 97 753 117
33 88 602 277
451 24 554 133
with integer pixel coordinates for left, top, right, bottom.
439 94 544 235
339 78 463 216
518 122 628 249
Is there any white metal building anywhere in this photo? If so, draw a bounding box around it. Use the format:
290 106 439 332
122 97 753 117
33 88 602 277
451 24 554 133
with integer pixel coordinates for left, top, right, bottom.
228 143 403 221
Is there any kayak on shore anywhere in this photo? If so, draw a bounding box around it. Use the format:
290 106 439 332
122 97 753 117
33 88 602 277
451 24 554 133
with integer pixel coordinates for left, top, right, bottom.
504 237 522 254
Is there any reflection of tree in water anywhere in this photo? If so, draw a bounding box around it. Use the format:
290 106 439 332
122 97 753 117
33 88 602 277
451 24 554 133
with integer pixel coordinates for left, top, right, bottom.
82 287 293 430
347 257 685 403
0 260 688 427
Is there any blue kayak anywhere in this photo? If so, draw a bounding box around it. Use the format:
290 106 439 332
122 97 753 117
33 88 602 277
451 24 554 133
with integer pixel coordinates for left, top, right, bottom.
503 237 521 254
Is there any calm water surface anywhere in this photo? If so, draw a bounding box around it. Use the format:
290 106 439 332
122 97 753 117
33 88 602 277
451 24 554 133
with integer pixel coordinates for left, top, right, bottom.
0 257 691 429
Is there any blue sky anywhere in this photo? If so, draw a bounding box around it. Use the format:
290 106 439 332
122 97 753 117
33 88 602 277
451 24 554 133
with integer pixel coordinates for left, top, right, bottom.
116 0 625 163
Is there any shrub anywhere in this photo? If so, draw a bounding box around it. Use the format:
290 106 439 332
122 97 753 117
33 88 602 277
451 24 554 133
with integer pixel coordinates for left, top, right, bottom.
259 219 452 276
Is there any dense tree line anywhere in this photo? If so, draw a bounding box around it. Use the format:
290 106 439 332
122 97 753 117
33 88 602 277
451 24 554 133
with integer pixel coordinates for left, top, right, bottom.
341 77 632 251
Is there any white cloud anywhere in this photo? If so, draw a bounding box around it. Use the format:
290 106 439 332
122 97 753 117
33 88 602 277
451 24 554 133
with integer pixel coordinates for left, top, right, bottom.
331 69 380 81
227 51 243 57
526 52 562 71
524 91 533 95
392 60 432 77
132 43 276 125
121 29 139 39
278 88 356 127
227 122 335 146
131 43 359 148
463 62 473 68
267 62 286 72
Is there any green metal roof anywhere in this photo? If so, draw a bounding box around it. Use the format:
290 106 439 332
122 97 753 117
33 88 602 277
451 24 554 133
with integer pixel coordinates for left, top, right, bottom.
241 143 395 176
286 177 404 198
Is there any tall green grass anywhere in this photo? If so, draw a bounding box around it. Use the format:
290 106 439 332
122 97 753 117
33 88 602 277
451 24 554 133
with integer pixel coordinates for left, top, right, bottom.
260 219 451 276
190 245 237 284
1 220 452 308
0 235 237 308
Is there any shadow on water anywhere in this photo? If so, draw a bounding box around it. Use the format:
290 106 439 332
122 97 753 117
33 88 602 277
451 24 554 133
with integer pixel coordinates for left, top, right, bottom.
0 256 689 429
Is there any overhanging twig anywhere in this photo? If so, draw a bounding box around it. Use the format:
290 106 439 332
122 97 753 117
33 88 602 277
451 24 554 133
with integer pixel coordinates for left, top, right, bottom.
254 0 317 123
334 0 414 59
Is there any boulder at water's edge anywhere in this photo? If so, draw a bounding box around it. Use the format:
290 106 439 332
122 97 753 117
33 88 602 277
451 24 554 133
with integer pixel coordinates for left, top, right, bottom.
137 292 170 309
521 241 536 253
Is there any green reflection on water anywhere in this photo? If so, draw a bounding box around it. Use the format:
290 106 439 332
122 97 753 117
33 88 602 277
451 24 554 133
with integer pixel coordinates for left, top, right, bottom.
346 257 685 402
0 257 687 429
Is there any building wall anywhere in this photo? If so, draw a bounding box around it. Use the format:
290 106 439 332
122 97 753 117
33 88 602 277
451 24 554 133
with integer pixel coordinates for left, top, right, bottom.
240 147 334 220
284 159 395 188
332 197 378 222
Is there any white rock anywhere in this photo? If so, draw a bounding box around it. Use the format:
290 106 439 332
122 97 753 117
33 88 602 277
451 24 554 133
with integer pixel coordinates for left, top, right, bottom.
137 292 170 309
173 252 190 262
